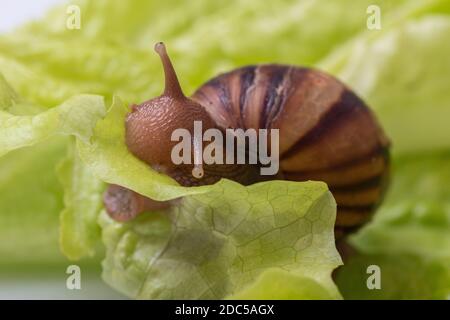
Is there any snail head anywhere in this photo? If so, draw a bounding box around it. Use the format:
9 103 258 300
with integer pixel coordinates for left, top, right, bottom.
125 42 214 180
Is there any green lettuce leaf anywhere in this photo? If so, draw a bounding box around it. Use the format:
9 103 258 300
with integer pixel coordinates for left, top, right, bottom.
99 179 342 299
0 0 422 107
229 268 338 300
0 138 67 266
0 73 18 110
351 153 450 260
57 141 105 260
322 16 450 155
335 153 450 299
336 254 450 300
0 75 107 157
0 74 108 261
0 77 106 259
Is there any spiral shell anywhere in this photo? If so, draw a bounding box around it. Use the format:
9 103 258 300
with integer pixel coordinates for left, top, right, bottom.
192 65 390 237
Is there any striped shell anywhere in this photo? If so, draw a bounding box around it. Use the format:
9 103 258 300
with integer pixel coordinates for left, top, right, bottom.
192 65 390 238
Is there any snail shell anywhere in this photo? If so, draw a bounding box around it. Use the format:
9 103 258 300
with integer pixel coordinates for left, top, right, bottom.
192 65 390 238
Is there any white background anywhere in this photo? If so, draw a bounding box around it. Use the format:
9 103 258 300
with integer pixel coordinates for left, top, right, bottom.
0 0 65 33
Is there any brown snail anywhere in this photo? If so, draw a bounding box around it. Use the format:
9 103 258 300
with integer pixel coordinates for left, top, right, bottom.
104 42 390 238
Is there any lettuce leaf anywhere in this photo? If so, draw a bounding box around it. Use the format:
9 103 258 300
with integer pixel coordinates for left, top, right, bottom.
0 74 18 110
336 254 450 300
322 15 450 155
0 0 420 107
99 179 342 299
351 153 450 260
0 74 108 261
0 137 67 266
0 77 106 157
229 268 338 300
335 153 450 299
57 141 105 260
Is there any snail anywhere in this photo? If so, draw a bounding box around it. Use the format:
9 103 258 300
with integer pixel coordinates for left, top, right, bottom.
104 42 390 239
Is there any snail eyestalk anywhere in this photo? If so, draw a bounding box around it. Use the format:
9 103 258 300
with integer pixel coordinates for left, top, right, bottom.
154 42 185 99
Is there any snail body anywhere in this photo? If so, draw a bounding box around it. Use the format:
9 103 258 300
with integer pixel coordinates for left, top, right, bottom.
104 43 390 238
